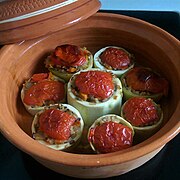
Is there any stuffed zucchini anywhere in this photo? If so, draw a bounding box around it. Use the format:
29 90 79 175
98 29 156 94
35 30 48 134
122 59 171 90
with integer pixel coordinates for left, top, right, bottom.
67 69 123 128
121 97 163 141
32 104 84 151
45 44 93 82
88 114 134 154
121 66 169 101
94 46 134 77
21 72 66 115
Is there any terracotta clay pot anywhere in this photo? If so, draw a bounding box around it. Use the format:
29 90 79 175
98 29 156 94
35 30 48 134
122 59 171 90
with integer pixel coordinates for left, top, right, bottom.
0 13 179 179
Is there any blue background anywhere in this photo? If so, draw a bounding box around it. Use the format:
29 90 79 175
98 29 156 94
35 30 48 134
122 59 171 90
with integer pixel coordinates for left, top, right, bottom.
99 0 180 12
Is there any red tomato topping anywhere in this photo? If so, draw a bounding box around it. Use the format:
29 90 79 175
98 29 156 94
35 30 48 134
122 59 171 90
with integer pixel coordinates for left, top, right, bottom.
39 109 76 141
89 121 133 153
125 67 169 95
100 47 131 70
51 44 87 67
123 97 160 126
30 73 49 83
23 80 65 106
75 71 114 100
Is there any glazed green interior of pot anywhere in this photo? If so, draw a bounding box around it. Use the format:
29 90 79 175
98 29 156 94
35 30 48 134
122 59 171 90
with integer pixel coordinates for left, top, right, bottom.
1 16 179 154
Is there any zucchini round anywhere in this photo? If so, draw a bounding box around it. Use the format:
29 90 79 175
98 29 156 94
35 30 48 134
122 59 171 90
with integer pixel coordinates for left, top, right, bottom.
94 46 134 77
67 69 123 128
121 97 163 141
21 73 66 115
45 45 93 82
32 104 84 151
121 66 169 102
87 114 134 153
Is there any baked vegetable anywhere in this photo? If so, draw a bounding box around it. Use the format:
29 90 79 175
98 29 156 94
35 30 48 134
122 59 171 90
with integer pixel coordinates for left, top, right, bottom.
121 97 163 140
94 46 134 77
121 66 169 101
67 69 123 128
21 72 66 115
88 114 134 153
45 44 93 82
32 104 84 151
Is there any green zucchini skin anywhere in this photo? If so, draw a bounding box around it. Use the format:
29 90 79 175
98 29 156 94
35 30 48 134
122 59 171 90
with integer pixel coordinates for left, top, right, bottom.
94 46 134 78
31 104 84 151
121 82 163 102
67 69 123 129
120 67 167 102
48 68 73 83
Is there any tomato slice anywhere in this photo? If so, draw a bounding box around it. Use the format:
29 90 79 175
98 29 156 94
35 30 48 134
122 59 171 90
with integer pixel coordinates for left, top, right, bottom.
123 97 160 126
75 71 114 100
23 80 65 106
39 109 76 141
89 121 133 153
50 44 87 67
125 67 169 95
100 47 131 70
30 73 49 83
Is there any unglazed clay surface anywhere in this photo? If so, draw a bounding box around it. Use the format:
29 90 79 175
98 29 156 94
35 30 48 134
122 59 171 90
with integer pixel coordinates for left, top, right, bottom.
0 13 179 178
0 0 101 44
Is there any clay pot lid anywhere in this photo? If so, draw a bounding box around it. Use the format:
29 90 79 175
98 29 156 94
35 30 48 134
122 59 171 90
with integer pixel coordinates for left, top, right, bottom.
0 0 101 45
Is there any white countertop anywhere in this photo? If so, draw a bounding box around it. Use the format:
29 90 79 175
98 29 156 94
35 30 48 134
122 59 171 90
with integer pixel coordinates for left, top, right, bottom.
99 0 180 12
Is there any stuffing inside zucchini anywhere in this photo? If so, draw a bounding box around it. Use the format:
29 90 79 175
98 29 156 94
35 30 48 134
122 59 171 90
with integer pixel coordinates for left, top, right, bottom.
121 66 169 101
121 97 163 141
21 72 66 115
32 104 84 151
88 114 134 153
45 44 93 82
94 46 134 77
67 69 123 128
